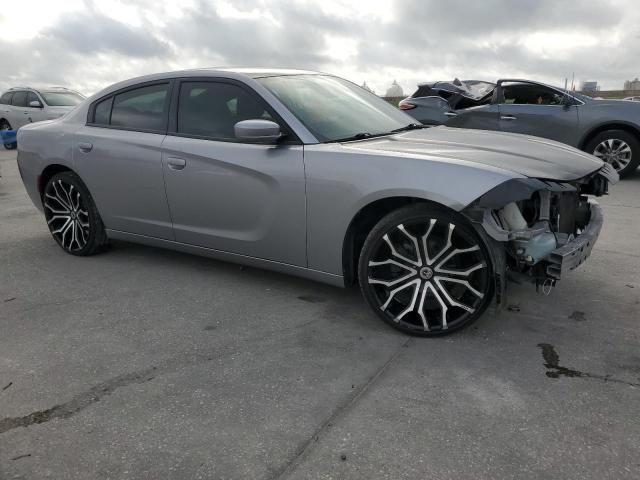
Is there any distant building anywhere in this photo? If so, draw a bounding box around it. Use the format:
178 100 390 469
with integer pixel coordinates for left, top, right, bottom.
361 81 374 94
385 80 404 97
581 81 599 92
624 78 640 91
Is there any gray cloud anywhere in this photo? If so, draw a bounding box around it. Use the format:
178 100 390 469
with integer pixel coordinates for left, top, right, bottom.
0 0 637 97
42 11 169 58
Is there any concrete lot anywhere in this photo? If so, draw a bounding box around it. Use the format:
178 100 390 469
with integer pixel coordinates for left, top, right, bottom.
1 148 639 480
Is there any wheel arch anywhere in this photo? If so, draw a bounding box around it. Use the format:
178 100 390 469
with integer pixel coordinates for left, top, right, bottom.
578 121 640 150
341 196 463 285
39 164 75 197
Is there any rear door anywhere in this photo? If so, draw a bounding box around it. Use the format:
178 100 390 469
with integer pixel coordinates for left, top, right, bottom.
161 78 306 266
496 81 579 145
25 92 47 124
9 91 29 129
445 103 501 131
73 81 174 239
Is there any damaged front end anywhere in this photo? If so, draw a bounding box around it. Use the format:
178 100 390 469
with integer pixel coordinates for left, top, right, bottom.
463 163 618 301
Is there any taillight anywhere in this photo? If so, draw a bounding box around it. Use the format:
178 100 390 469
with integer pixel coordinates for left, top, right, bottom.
398 101 416 110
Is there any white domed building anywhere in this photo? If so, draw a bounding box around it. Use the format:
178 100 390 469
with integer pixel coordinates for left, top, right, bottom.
385 80 404 98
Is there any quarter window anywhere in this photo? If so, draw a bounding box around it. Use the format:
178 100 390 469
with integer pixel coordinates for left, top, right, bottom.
0 92 13 105
109 83 169 131
93 97 113 125
177 81 273 139
11 91 28 107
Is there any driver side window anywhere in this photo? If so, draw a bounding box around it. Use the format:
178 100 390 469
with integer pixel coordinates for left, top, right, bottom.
177 81 273 140
501 83 564 106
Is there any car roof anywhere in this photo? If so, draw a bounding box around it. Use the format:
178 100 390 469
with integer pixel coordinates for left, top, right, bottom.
7 86 76 92
85 67 327 101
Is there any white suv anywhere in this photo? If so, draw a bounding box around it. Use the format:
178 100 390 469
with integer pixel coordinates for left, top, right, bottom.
1 87 85 149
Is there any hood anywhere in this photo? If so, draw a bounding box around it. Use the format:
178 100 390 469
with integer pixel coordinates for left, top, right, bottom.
343 126 603 181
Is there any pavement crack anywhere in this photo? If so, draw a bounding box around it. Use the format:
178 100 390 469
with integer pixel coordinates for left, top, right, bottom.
0 367 157 435
269 337 412 480
10 453 31 461
537 343 640 387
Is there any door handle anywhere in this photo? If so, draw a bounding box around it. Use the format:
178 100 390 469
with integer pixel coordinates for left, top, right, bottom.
78 142 93 153
444 112 458 117
167 157 186 170
500 115 517 121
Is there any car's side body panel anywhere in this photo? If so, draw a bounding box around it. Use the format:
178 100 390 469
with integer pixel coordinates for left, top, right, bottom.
73 126 174 239
161 137 307 267
497 104 579 145
303 139 520 275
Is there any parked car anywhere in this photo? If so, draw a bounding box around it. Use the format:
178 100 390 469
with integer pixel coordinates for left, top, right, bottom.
623 96 640 102
400 78 640 177
0 86 85 149
17 69 617 336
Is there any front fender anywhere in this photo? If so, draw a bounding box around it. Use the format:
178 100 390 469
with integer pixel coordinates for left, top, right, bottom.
303 144 522 276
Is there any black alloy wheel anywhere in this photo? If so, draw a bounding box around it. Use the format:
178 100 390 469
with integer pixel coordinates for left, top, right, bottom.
359 204 494 336
43 171 108 255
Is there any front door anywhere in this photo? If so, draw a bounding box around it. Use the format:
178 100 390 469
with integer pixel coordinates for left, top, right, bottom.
161 79 306 266
497 81 580 146
25 92 47 125
73 82 174 239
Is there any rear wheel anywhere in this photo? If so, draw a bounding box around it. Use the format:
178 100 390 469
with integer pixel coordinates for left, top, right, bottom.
43 171 108 255
358 204 494 336
1 120 17 150
585 129 639 178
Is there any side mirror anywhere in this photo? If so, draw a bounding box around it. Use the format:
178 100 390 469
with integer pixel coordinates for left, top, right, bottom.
562 94 575 107
234 119 282 144
29 100 43 108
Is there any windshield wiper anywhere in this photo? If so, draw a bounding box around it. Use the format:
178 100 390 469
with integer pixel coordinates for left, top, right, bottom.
390 123 428 133
326 132 375 143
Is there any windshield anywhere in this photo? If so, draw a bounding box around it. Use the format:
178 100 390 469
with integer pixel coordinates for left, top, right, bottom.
41 91 85 107
258 75 413 142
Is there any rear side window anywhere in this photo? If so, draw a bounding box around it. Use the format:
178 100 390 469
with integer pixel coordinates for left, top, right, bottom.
177 81 272 139
0 92 13 105
93 97 113 125
11 91 27 107
109 83 169 131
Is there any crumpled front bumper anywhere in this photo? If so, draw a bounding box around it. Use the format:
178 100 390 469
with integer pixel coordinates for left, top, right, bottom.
546 200 603 280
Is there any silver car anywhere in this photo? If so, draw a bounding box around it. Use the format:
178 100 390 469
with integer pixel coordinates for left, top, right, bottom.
400 78 640 178
16 69 618 336
1 86 85 150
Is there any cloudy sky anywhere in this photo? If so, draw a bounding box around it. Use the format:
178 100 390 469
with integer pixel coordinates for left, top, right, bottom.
0 0 638 97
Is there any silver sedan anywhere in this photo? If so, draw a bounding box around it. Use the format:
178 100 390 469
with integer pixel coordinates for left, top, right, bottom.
17 69 617 335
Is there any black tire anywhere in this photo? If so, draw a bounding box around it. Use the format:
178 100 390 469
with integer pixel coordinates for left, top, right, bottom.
43 171 108 256
584 129 639 179
0 120 17 150
358 203 494 336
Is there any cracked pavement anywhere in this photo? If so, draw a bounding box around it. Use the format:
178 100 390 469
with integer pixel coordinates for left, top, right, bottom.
1 149 639 479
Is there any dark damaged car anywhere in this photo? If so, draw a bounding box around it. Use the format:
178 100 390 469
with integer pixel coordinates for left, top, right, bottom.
400 78 640 177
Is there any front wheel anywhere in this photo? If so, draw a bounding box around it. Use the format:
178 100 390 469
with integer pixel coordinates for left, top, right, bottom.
43 171 108 255
585 129 639 178
358 204 494 336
